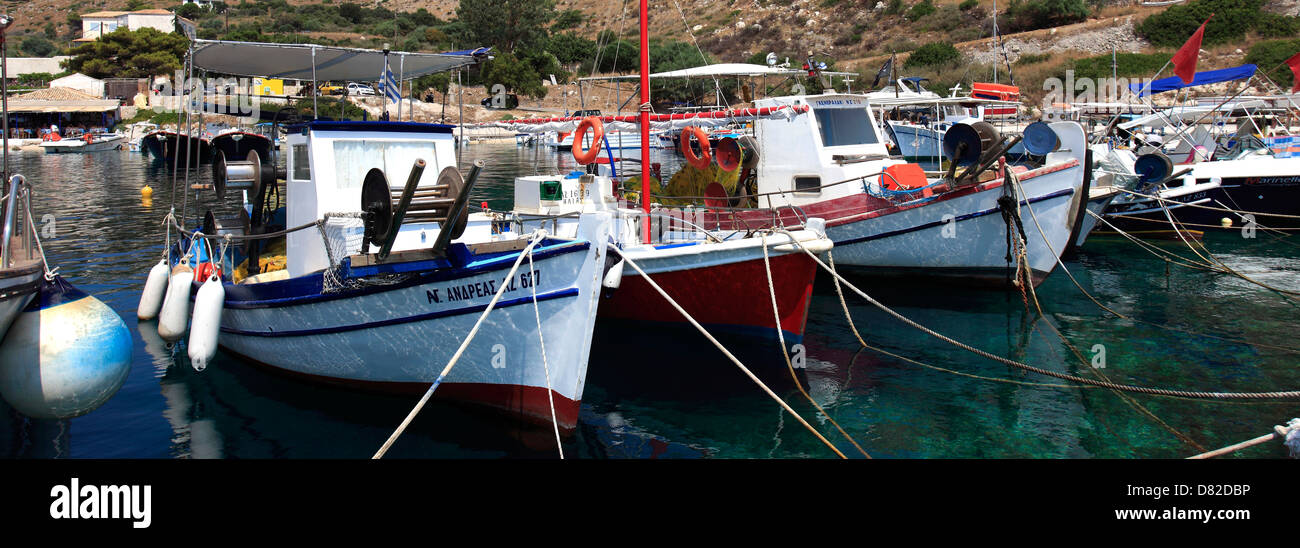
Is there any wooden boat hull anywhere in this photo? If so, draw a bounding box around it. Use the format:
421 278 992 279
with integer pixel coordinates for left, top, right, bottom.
209 237 608 429
811 159 1085 287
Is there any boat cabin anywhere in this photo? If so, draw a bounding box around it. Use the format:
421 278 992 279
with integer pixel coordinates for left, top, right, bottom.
283 121 459 277
751 94 901 207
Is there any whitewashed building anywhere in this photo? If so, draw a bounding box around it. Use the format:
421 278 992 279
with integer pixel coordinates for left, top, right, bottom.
50 73 106 98
75 9 177 42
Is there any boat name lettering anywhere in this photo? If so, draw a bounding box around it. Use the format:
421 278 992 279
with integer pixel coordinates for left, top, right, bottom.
432 269 542 303
813 99 862 107
1245 176 1300 186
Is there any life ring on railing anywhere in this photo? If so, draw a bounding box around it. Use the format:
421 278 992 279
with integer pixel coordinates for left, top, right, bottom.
571 116 603 164
680 126 711 170
84 133 94 144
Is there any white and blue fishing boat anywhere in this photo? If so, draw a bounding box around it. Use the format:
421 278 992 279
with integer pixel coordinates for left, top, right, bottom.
144 41 610 429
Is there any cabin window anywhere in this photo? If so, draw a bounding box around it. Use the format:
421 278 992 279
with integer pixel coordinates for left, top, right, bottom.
794 176 821 193
814 107 880 147
292 145 310 180
332 139 437 190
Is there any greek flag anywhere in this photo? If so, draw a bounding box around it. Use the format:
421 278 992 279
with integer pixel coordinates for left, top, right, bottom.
380 61 401 103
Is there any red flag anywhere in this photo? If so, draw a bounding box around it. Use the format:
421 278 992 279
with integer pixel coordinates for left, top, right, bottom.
1287 51 1300 93
1172 14 1213 84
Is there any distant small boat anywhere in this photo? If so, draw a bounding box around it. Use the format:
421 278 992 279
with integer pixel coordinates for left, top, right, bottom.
140 130 213 167
38 132 124 153
210 130 274 165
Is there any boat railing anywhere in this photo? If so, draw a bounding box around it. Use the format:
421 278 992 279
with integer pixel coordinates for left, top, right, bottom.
1 174 35 269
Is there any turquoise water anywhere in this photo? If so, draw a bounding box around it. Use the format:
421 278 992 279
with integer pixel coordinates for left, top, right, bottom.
3 142 1297 459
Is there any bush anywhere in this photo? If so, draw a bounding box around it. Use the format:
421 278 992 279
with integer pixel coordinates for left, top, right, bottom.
1254 13 1300 40
959 0 978 10
20 36 57 57
905 0 936 22
553 9 584 30
1004 0 1089 33
1015 52 1052 65
1245 39 1300 90
1136 0 1267 48
883 0 904 16
1064 52 1170 81
904 42 960 68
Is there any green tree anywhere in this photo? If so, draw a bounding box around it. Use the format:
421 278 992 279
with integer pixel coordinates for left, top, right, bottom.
481 51 546 99
64 28 190 78
20 36 57 57
1245 39 1300 91
455 0 555 53
1136 0 1267 48
904 42 960 68
1004 0 1089 33
548 33 595 65
553 9 584 30
43 22 57 40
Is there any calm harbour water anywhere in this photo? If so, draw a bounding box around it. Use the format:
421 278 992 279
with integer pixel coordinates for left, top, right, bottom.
3 141 1299 459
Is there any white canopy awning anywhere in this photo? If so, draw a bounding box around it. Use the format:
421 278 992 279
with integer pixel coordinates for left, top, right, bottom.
191 40 489 82
581 63 856 82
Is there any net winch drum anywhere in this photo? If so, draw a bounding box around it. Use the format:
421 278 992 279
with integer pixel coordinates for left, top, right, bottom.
1134 152 1174 184
943 121 1001 165
212 149 265 201
715 136 760 173
358 164 471 253
360 168 395 248
1021 121 1060 157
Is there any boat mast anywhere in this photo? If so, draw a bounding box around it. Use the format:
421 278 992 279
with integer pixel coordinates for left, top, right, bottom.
0 14 11 182
992 0 998 84
639 0 650 244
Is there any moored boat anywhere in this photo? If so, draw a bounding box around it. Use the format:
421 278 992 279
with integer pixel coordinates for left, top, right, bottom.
38 132 125 153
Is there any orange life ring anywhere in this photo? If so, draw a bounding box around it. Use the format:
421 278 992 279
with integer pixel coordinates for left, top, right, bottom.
680 126 711 170
84 133 94 144
571 116 603 164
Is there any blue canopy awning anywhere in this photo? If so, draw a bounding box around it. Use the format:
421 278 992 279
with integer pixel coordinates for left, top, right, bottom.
1129 64 1257 97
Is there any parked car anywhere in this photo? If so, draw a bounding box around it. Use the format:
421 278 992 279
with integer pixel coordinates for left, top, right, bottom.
318 83 344 96
480 93 519 109
347 83 376 96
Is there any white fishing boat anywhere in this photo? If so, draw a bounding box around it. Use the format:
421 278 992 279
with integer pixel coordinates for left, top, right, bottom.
730 94 1089 287
144 40 612 429
38 131 125 153
125 122 160 152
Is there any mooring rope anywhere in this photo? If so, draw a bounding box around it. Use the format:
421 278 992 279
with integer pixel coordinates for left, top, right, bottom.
609 244 847 458
773 229 1300 400
373 231 547 459
1154 194 1300 299
759 232 871 458
527 249 564 459
1011 173 1206 452
1187 419 1299 459
1114 187 1300 220
1039 215 1300 355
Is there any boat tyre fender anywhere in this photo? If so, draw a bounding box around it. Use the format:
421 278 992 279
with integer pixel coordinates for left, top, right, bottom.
572 116 604 164
681 126 711 171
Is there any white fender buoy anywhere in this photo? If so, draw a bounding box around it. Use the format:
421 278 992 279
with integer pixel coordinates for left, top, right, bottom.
0 276 131 419
603 258 625 289
187 273 225 371
157 263 194 341
137 259 170 320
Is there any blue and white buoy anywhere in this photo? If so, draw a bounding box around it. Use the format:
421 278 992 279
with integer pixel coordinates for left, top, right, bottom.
0 275 132 419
